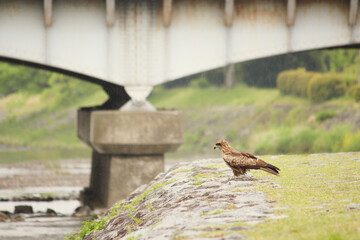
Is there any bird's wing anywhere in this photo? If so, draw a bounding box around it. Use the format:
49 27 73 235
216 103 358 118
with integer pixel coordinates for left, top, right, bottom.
233 149 258 160
225 150 267 168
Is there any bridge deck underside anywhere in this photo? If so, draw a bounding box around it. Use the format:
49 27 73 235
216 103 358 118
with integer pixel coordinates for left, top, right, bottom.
0 0 359 89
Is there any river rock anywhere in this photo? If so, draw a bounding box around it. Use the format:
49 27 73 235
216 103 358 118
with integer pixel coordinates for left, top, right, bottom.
73 205 92 217
0 211 9 222
10 214 25 222
14 205 33 214
46 208 57 216
84 158 280 240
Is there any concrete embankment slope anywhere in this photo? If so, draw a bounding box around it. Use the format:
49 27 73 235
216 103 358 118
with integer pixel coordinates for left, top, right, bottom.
84 159 281 240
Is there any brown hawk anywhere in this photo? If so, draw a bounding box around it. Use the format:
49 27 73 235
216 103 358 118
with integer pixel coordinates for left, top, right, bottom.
214 140 280 176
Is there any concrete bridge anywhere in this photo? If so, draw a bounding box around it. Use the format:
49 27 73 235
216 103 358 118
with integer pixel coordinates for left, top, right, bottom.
1 0 360 208
2 0 360 106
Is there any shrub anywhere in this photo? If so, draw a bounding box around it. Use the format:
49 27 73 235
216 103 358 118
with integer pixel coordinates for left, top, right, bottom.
290 128 317 153
292 71 318 97
276 69 316 98
342 131 360 151
315 110 336 122
277 69 305 95
353 84 360 102
337 74 357 88
312 125 350 153
189 77 210 88
275 128 293 153
307 74 346 102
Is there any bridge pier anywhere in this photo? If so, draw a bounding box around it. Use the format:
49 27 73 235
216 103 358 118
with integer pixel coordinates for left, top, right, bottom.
224 64 235 88
77 109 182 208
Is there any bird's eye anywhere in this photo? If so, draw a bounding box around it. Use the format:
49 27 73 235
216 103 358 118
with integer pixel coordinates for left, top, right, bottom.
216 143 221 146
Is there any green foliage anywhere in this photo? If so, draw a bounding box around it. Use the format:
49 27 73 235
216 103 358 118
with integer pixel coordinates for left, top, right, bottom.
277 68 317 97
337 73 357 88
291 127 318 153
277 69 300 95
285 106 305 125
342 131 360 151
0 62 51 95
0 62 101 108
253 125 360 155
315 110 336 122
149 83 279 108
164 49 357 89
274 128 293 154
308 74 346 102
0 71 106 149
239 50 325 87
353 84 360 102
40 73 101 111
65 201 126 240
324 49 359 72
313 125 351 153
66 181 172 240
189 77 211 88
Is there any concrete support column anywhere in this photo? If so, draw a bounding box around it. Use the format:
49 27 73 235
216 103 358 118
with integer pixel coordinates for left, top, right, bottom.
224 64 235 88
78 109 182 208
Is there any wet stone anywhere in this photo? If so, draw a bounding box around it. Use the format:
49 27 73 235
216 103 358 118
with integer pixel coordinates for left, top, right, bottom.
84 158 280 240
73 205 92 217
46 208 57 216
10 214 25 222
0 211 9 222
14 205 33 214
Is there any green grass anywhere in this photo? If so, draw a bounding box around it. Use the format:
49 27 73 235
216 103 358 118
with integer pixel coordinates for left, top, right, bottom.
0 84 107 149
251 124 360 155
149 84 280 108
66 181 175 240
67 153 360 240
1 81 360 156
246 153 360 240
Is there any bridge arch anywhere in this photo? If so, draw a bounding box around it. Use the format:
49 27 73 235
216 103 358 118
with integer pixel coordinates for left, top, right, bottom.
1 0 360 105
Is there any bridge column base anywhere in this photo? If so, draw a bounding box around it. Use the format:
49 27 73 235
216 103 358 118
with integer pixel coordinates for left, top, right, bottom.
82 152 164 208
77 109 182 208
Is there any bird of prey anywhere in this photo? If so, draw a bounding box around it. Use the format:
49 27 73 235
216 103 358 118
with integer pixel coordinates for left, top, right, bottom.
214 139 280 176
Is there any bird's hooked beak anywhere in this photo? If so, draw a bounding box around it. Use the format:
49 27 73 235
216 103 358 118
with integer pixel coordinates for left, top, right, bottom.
213 145 218 150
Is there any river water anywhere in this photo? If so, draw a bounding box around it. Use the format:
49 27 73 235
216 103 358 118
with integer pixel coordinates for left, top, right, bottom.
0 148 91 239
0 148 215 239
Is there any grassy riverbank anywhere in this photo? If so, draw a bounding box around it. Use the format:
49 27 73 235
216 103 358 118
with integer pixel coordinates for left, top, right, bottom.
150 83 360 155
0 83 107 149
247 153 360 240
65 152 360 240
0 82 360 156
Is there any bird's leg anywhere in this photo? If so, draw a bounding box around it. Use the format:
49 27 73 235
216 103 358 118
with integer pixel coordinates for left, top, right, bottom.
225 175 236 183
227 175 235 181
233 173 249 181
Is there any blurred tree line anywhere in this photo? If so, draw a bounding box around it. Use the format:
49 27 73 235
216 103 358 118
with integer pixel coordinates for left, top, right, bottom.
0 62 51 95
0 62 100 108
165 49 360 88
0 49 359 96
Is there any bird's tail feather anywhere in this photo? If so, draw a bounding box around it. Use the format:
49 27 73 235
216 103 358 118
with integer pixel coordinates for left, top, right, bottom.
260 164 280 176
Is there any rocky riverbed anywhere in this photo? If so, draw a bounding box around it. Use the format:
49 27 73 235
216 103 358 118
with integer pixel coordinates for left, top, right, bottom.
0 155 201 240
0 158 92 240
79 158 283 240
0 155 283 240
